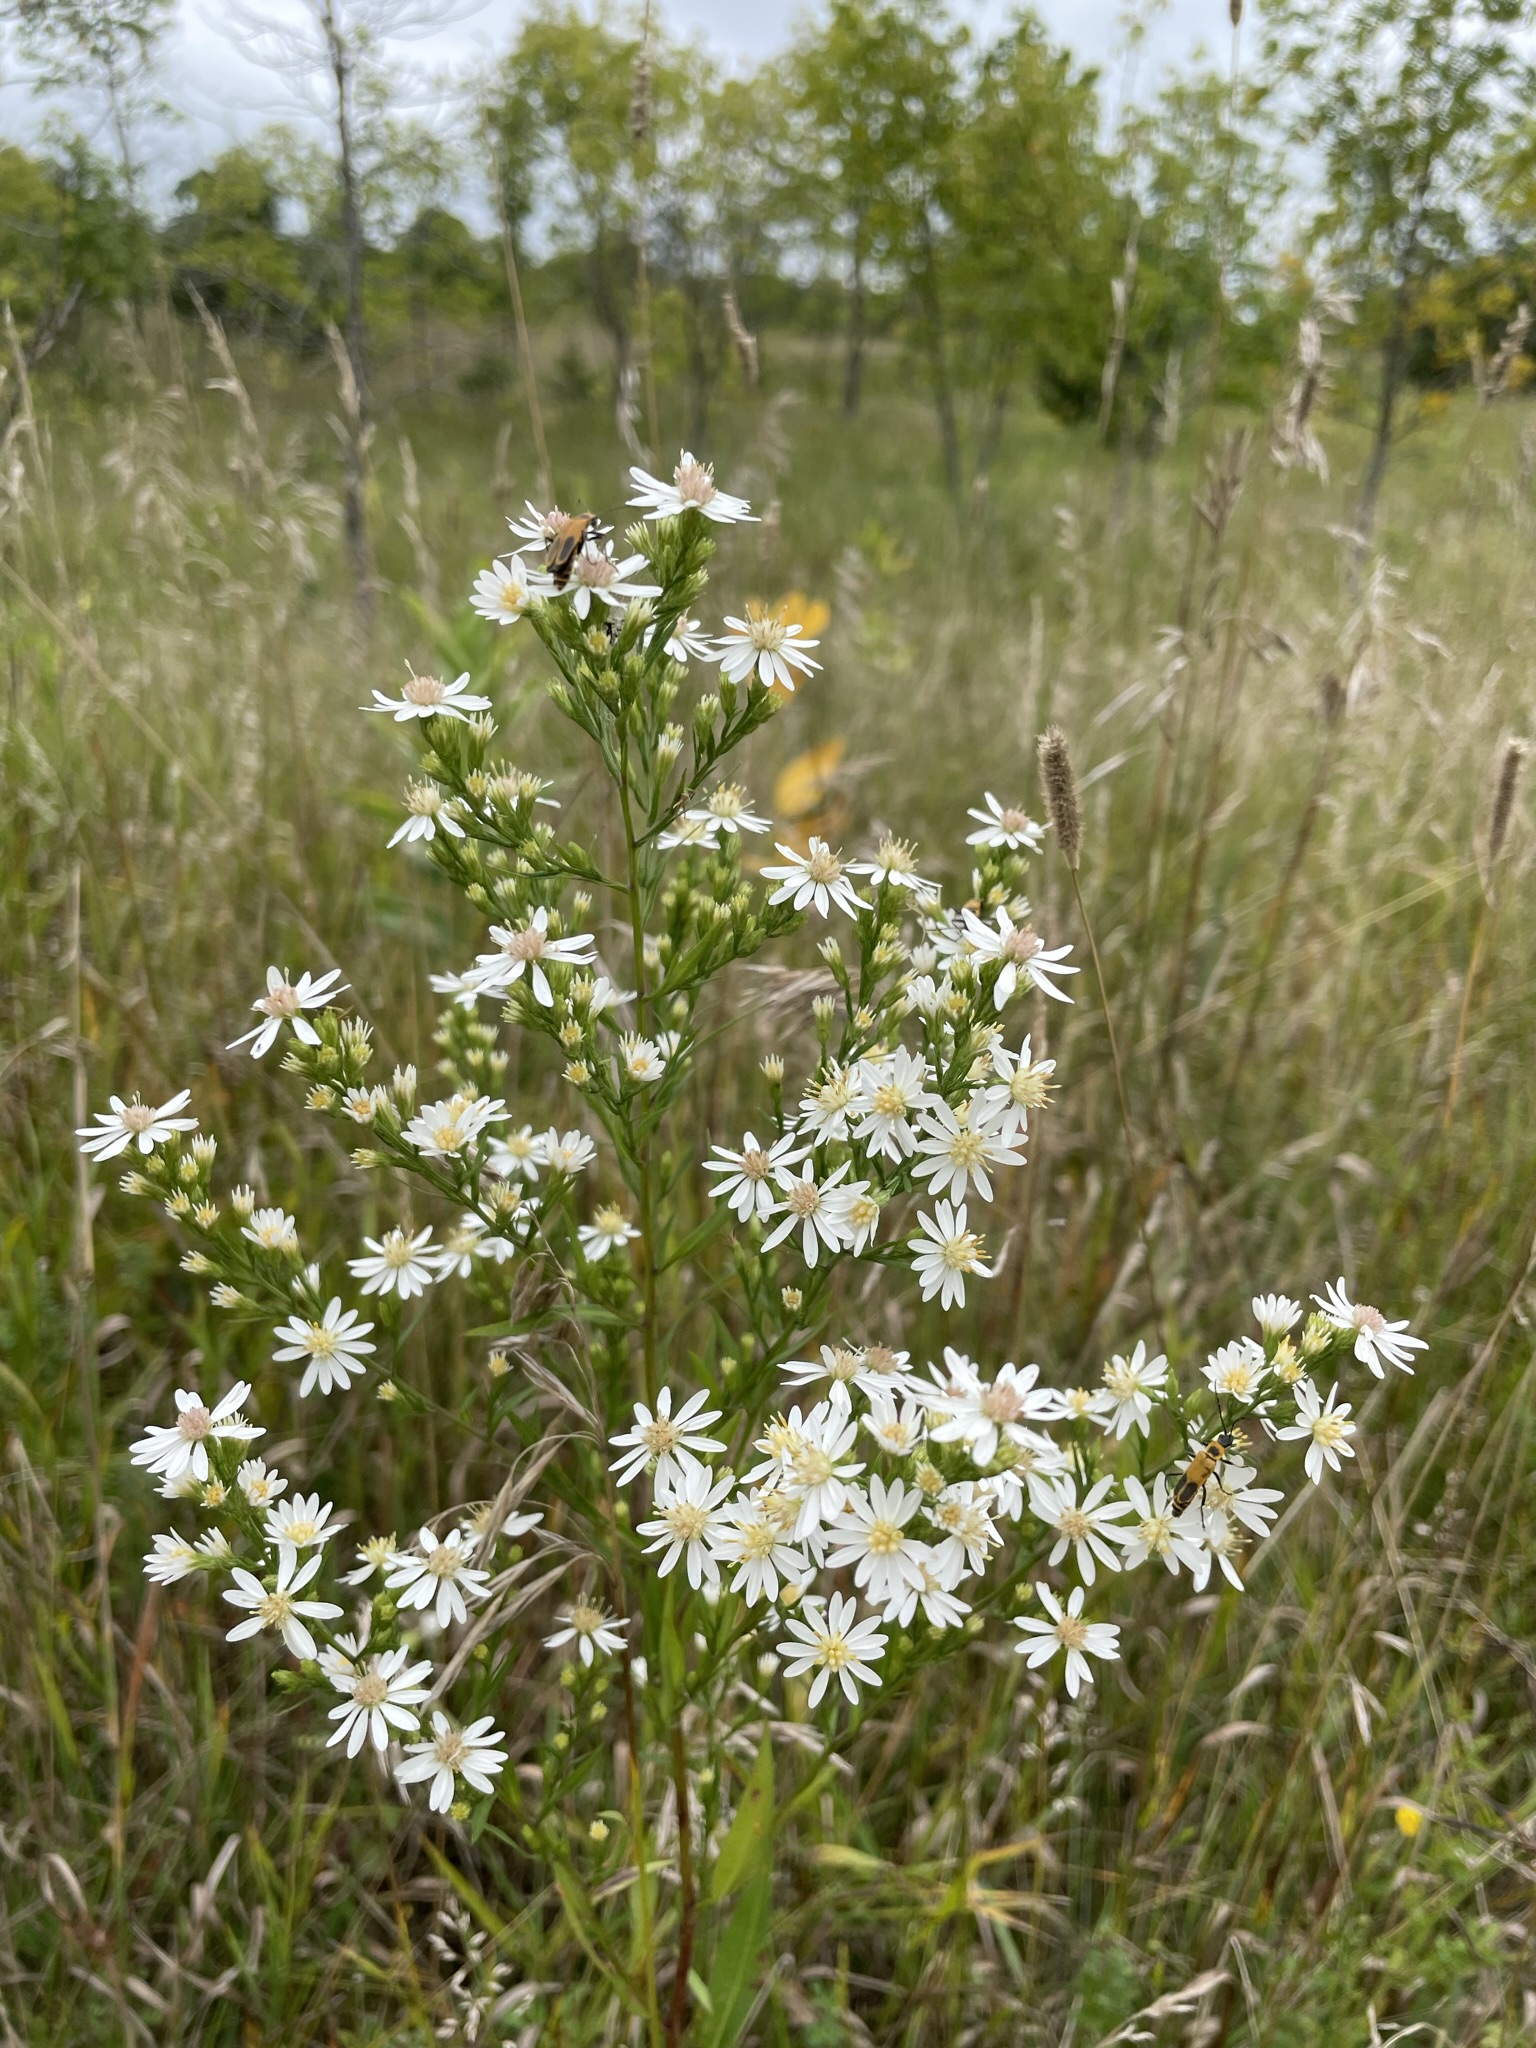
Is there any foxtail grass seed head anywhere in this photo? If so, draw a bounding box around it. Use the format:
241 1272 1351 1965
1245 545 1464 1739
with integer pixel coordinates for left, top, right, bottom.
1036 726 1082 869
87 447 1423 1959
1488 738 1525 869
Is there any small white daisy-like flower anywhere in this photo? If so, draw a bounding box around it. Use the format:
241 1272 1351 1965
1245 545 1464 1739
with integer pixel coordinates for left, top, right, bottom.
326 1646 433 1758
1253 1293 1302 1339
579 1203 640 1262
797 1063 858 1142
144 1533 201 1585
563 539 661 619
349 1225 438 1300
925 1357 1055 1465
403 1092 506 1161
130 1382 261 1484
1182 1506 1250 1592
538 1128 597 1176
965 793 1047 852
609 1386 725 1487
862 1390 927 1457
385 1527 492 1629
779 1591 887 1708
911 1096 1024 1205
637 1459 736 1590
471 908 597 1009
1118 1474 1206 1574
388 781 465 849
829 1181 881 1255
849 835 940 903
1275 1380 1357 1484
659 813 722 851
763 1160 854 1267
956 906 1078 1009
715 605 821 691
777 1402 865 1540
77 1089 197 1161
849 1047 934 1162
228 965 348 1058
883 1559 970 1631
237 1457 287 1507
487 1125 542 1183
1100 1340 1169 1440
223 1547 342 1662
704 1129 806 1223
978 1035 1057 1143
506 499 567 551
628 450 754 524
762 839 866 919
429 1214 518 1280
1027 1472 1134 1586
824 1476 930 1608
1202 1337 1271 1407
469 552 534 625
1204 1460 1285 1537
780 1342 915 1404
1312 1278 1426 1378
660 611 716 662
396 1711 509 1812
618 1034 667 1085
264 1491 339 1562
715 1500 810 1605
241 1206 299 1257
366 668 491 724
545 1598 628 1667
909 1201 993 1311
927 1480 1000 1578
1013 1582 1120 1697
273 1298 376 1397
685 782 770 835
342 1533 398 1586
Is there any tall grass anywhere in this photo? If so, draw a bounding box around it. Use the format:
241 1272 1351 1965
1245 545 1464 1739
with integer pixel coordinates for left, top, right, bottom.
3 306 1535 2043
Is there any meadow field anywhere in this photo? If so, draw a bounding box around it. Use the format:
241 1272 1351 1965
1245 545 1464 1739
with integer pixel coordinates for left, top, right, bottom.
2 307 1536 2045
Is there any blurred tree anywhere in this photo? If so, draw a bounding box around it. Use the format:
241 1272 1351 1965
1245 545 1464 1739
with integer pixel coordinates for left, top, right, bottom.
8 0 172 202
0 137 144 344
1262 0 1535 537
163 144 311 332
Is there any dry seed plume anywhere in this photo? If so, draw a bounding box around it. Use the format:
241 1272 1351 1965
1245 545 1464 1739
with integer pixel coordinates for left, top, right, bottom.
1488 738 1525 868
1037 726 1082 869
1230 0 1243 23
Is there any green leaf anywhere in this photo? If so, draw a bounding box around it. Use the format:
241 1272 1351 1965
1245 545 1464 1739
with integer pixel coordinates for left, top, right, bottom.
660 1584 686 1710
702 1863 772 2048
709 1733 775 1902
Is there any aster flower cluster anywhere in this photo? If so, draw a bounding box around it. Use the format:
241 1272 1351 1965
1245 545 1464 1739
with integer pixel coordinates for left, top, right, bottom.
86 447 1426 2015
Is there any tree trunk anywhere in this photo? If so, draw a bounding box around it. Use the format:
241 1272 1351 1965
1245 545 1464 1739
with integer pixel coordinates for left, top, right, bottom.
1357 294 1408 544
843 234 866 418
323 1 375 618
912 213 960 500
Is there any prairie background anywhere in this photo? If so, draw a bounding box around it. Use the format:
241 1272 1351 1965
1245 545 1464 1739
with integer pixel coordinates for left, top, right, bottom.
4 1 1536 2042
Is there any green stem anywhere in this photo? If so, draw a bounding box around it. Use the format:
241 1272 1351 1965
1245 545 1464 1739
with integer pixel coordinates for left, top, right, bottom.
619 729 661 1407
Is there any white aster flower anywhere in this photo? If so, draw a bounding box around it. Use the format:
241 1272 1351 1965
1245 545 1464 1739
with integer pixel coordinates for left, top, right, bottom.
825 1476 929 1606
827 1178 880 1255
685 781 770 835
223 1547 341 1661
883 1560 971 1631
144 1532 201 1585
1202 1337 1270 1407
609 1386 725 1487
628 450 754 524
927 1481 1000 1578
237 1457 287 1507
618 1034 667 1085
1057 1385 1116 1424
1204 1460 1284 1537
326 1645 433 1757
763 1159 854 1267
228 965 348 1058
487 1125 542 1183
1100 1340 1169 1439
978 1035 1057 1143
1183 1507 1250 1592
660 611 716 662
273 1298 376 1397
130 1381 261 1484
506 498 567 551
264 1490 339 1562
862 1391 927 1458
909 1201 993 1310
778 1402 865 1540
473 908 597 1009
966 793 1047 852
637 1460 736 1590
77 1089 196 1161
1313 1278 1426 1378
538 1128 597 1176
579 1203 640 1262
926 1357 1055 1465
716 605 821 691
385 1527 492 1629
403 1092 506 1161
388 781 465 848
1275 1380 1357 1484
396 1711 509 1812
1013 1582 1119 1697
430 1214 517 1279
779 1591 886 1708
1118 1474 1206 1574
798 1063 857 1142
241 1206 299 1256
849 835 940 903
1253 1292 1302 1339
563 539 661 619
349 1225 438 1300
704 1129 806 1223
716 1499 810 1605
545 1598 627 1667
849 1047 934 1161
762 839 865 919
956 905 1078 1009
912 1095 1024 1205
366 668 491 724
659 812 722 851
469 553 533 625
1028 1472 1134 1586
342 1533 397 1586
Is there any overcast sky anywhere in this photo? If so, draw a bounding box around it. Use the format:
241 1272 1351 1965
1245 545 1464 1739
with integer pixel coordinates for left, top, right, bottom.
0 0 1234 208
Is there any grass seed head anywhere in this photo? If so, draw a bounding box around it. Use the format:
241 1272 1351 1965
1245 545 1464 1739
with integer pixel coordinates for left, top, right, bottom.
1488 738 1525 868
1037 725 1082 870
